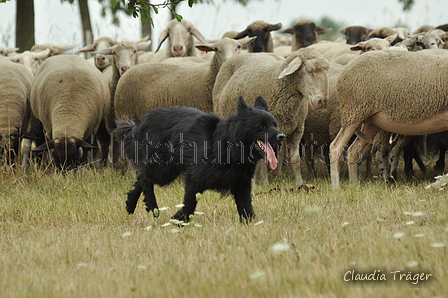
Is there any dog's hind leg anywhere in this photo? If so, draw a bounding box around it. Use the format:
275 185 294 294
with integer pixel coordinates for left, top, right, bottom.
126 179 143 214
142 182 159 217
232 177 255 222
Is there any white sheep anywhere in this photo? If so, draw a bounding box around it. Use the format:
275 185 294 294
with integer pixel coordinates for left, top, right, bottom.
30 43 77 56
213 48 330 182
77 36 117 71
0 47 19 56
0 57 33 164
30 55 111 169
114 37 256 123
156 19 206 56
233 20 282 53
7 49 51 75
329 50 448 188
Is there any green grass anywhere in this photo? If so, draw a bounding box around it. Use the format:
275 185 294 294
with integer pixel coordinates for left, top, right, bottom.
0 164 447 298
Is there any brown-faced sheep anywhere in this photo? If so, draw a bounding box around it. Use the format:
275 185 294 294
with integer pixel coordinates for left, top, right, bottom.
30 55 110 169
77 36 117 71
282 19 332 50
114 37 256 123
213 48 330 182
339 26 372 44
0 57 33 164
233 20 282 53
329 50 448 188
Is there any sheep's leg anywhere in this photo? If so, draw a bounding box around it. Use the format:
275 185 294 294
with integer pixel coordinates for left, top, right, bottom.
20 138 32 168
277 141 287 176
389 135 411 180
330 121 362 188
286 131 303 183
347 123 380 184
304 142 317 178
435 137 448 172
372 130 391 183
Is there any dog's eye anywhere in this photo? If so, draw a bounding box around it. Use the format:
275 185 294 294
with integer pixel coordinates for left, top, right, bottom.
259 123 267 130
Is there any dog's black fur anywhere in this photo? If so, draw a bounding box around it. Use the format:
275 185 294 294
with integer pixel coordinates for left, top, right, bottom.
114 96 284 222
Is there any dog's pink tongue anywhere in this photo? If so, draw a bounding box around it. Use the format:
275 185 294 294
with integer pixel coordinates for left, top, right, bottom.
262 141 278 170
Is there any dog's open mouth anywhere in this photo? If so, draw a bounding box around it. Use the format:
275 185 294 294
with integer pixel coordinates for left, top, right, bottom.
257 140 278 170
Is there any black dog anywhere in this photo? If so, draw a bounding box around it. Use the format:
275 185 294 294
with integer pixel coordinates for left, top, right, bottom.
114 96 284 222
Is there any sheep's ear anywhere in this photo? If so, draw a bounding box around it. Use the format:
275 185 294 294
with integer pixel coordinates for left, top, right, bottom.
155 29 169 52
57 44 77 52
281 28 293 35
269 23 283 31
350 42 364 51
136 40 152 52
190 27 207 44
237 96 251 113
93 47 114 55
234 29 249 39
37 48 51 60
278 56 303 79
76 139 96 149
316 27 332 35
195 44 216 53
237 36 257 47
339 28 346 35
386 33 398 44
77 44 95 53
32 140 55 153
254 96 269 111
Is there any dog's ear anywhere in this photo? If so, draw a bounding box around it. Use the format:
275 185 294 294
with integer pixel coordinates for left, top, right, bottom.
253 96 269 111
237 96 251 114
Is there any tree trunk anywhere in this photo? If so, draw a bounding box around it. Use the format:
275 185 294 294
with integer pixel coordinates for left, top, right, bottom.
78 0 93 59
16 0 35 51
141 10 152 50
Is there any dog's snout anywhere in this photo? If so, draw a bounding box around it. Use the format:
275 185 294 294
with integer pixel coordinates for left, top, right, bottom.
277 133 286 142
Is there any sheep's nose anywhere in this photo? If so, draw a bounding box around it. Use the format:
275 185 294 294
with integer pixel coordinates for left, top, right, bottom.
277 133 286 142
121 66 130 73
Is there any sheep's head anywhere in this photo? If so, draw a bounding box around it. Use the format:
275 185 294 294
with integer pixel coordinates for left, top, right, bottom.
278 48 329 109
234 20 282 53
94 40 151 76
0 47 19 57
78 36 117 71
31 43 77 56
156 19 207 57
8 49 51 75
283 19 332 50
195 37 256 67
32 137 96 170
350 34 397 53
339 26 372 45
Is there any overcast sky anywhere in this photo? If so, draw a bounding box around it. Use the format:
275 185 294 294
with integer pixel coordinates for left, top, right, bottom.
0 0 447 51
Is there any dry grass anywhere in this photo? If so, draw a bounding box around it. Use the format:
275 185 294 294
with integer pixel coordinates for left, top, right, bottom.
0 162 447 298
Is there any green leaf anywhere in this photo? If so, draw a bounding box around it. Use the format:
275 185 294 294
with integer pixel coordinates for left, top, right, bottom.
174 13 183 22
111 0 117 8
152 5 158 14
121 0 126 6
188 0 197 7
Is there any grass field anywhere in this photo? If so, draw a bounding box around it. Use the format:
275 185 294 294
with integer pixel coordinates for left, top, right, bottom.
0 162 447 298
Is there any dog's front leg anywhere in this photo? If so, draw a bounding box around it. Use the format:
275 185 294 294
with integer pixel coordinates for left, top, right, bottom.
172 187 198 222
233 178 255 222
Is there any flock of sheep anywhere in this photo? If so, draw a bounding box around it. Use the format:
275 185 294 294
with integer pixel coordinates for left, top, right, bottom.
1 18 448 188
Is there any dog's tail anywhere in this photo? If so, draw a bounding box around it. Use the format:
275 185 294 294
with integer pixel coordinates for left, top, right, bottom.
113 120 137 143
